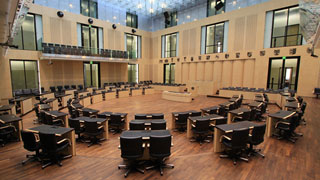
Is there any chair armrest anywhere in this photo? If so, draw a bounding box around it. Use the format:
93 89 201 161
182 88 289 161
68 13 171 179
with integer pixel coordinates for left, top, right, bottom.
220 135 231 142
98 125 104 129
0 125 16 132
57 138 71 146
276 121 290 127
118 145 121 149
191 124 196 128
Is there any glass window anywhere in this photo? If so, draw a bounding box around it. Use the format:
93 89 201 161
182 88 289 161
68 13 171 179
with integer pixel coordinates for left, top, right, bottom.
10 60 39 92
83 62 100 88
81 24 99 54
164 64 175 84
126 13 138 28
271 6 302 48
128 64 139 83
162 33 178 58
126 34 141 59
165 12 177 28
207 0 225 17
12 14 42 50
204 22 224 54
81 0 97 18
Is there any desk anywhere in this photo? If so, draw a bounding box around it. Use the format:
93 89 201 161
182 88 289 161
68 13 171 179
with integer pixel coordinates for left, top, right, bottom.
46 111 69 127
267 110 296 137
98 112 128 130
28 125 76 156
171 110 198 130
65 89 76 98
0 114 23 140
78 91 89 98
14 97 33 115
74 116 108 140
87 87 94 94
61 94 73 108
40 92 55 100
39 104 51 111
227 108 251 124
284 102 299 110
219 101 233 108
144 88 155 95
120 130 171 160
285 97 296 102
0 104 16 115
105 91 116 100
92 93 103 104
201 106 219 115
80 96 91 107
81 108 99 117
118 90 130 98
131 119 166 129
162 91 192 103
150 85 186 93
131 89 143 96
214 121 260 152
187 114 225 138
44 98 59 111
254 97 264 102
248 101 263 109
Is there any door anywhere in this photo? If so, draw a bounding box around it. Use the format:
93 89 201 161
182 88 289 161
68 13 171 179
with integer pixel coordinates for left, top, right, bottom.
128 64 139 83
267 57 300 90
84 62 100 88
163 63 175 84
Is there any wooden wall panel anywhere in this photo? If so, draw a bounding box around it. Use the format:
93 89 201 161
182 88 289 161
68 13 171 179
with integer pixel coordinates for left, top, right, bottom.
189 28 197 55
245 15 258 50
152 37 159 59
189 63 196 82
107 29 115 49
221 61 233 88
49 17 61 44
61 20 72 45
204 62 213 81
115 31 122 50
181 63 189 83
213 61 222 91
182 30 189 56
243 59 255 88
232 60 244 87
196 62 205 81
233 17 245 51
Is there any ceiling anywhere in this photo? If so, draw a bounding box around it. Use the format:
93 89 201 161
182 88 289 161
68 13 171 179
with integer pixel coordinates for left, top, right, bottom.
0 0 19 44
101 0 207 16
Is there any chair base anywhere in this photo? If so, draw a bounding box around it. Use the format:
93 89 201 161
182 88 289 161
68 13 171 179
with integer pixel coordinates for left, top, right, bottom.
190 136 210 145
220 154 248 165
41 154 72 169
146 159 174 176
273 132 297 143
118 163 144 178
248 148 265 158
22 153 41 165
87 137 105 147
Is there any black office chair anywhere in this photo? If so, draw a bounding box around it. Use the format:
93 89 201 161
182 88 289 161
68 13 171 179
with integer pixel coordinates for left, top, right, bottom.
256 102 267 121
152 113 164 119
68 118 85 142
218 106 226 117
175 113 189 132
71 85 76 89
209 117 227 137
274 115 297 143
146 134 174 176
247 124 266 158
44 113 64 126
190 118 211 145
64 85 70 90
151 121 166 130
135 114 147 119
206 107 219 115
39 132 71 169
49 86 56 93
129 121 145 130
34 104 41 124
110 114 125 134
233 110 251 122
84 121 105 147
21 130 41 164
0 122 17 146
118 136 144 177
190 111 201 117
297 102 307 125
297 96 303 104
220 128 250 165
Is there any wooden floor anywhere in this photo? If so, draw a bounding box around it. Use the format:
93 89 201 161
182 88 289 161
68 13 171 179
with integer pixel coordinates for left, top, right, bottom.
0 94 319 180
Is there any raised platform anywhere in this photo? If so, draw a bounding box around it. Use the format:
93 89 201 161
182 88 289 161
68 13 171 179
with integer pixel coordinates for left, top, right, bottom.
162 91 192 103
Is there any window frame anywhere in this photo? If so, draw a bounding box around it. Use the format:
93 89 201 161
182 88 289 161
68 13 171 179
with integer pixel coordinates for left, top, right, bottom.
163 63 175 84
80 0 98 18
204 22 225 54
270 5 302 48
165 12 178 28
83 61 101 88
126 12 138 28
80 24 100 51
162 32 178 58
207 0 225 17
125 33 141 59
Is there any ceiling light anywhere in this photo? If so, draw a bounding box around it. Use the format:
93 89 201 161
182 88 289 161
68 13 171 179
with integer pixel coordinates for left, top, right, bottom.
161 3 167 8
194 18 197 21
113 16 117 19
137 3 142 8
150 8 154 13
69 4 73 8
232 1 237 6
187 15 190 19
85 9 89 12
150 0 154 4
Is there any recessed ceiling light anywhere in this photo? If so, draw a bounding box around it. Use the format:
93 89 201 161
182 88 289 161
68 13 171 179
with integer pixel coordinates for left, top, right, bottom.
113 16 117 19
137 3 142 8
69 4 73 8
161 3 167 8
232 1 237 5
149 8 154 13
150 0 154 4
194 18 197 21
186 15 190 19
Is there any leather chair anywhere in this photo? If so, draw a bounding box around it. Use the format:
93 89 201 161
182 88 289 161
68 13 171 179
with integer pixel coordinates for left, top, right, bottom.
21 130 41 164
68 118 85 142
0 123 16 146
218 106 226 117
233 110 251 122
44 113 64 126
146 134 174 176
190 118 211 145
64 85 70 90
152 113 164 119
190 111 201 117
129 121 145 130
205 107 219 115
110 114 125 134
220 128 250 165
39 132 71 169
135 114 147 119
49 86 56 93
209 117 227 137
247 124 266 158
84 121 105 147
151 121 166 130
118 136 144 177
175 113 189 132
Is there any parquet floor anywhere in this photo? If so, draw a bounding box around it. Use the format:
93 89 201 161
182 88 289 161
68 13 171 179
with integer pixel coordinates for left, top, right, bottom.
0 94 319 180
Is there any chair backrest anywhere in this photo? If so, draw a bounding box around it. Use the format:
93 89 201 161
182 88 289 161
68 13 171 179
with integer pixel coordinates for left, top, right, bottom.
40 111 47 124
251 124 266 144
260 103 267 114
250 109 257 121
120 136 143 159
84 121 99 133
190 111 201 117
44 113 54 125
64 85 70 89
301 102 307 113
177 113 189 123
218 106 226 116
208 108 218 115
135 114 147 119
231 128 249 149
50 86 56 93
129 121 145 130
151 121 166 130
83 111 91 117
69 118 81 131
110 114 122 125
71 85 76 89
297 96 303 104
242 110 251 120
39 132 58 152
152 113 164 119
149 135 172 158
195 118 210 132
215 117 227 125
21 130 38 151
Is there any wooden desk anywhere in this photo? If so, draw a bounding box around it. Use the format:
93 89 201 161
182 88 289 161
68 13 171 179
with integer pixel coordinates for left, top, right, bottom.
227 108 251 124
46 111 69 127
65 89 76 98
28 125 76 156
0 104 16 115
75 116 109 140
201 106 219 116
87 87 94 94
40 93 55 100
15 97 33 115
162 91 192 103
0 114 23 141
171 110 198 130
98 112 128 130
266 110 296 137
78 91 89 98
248 101 263 109
144 88 155 95
214 121 260 152
61 94 73 108
283 101 299 111
187 114 224 138
80 96 91 107
105 92 116 100
45 98 59 111
131 89 143 96
92 93 103 104
118 90 130 98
